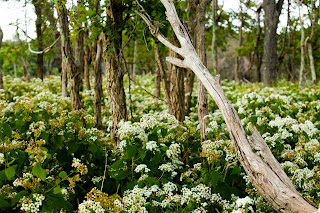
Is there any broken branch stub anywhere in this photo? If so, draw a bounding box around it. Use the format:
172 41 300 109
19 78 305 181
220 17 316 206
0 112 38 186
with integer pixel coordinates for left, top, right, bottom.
138 0 317 212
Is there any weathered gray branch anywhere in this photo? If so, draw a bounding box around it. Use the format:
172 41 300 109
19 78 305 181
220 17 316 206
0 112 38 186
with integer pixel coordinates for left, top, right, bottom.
139 0 318 212
28 34 61 54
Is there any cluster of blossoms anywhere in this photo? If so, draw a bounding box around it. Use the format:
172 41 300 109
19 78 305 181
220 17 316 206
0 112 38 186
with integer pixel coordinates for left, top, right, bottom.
72 158 88 175
19 193 45 213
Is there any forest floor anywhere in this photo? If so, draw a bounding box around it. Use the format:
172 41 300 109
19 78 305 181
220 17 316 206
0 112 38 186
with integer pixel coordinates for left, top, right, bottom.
0 75 319 212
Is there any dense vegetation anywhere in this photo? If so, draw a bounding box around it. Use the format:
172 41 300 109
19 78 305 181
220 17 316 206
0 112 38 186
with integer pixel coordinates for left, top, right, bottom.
0 75 319 212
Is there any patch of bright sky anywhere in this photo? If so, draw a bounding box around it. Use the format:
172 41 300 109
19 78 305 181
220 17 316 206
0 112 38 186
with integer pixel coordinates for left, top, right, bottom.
0 0 315 41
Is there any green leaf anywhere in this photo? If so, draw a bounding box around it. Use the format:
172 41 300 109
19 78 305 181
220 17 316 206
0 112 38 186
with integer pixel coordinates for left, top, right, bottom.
0 198 11 210
113 170 128 180
111 159 124 170
3 123 12 138
5 166 16 180
54 186 62 194
11 190 28 206
44 192 73 213
32 163 46 181
58 171 68 179
210 170 220 188
140 150 146 161
126 145 137 159
231 166 242 176
88 144 98 154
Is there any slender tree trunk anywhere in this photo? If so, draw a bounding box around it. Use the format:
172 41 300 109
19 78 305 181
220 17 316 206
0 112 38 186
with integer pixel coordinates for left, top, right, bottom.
169 38 185 122
185 2 196 116
61 43 68 98
133 39 138 78
212 0 218 74
234 2 244 84
0 27 3 89
57 0 82 110
195 0 210 141
154 40 173 113
21 58 30 79
94 36 103 129
84 28 91 90
105 0 127 143
307 42 316 84
262 0 284 85
155 48 161 99
298 0 305 87
33 0 44 80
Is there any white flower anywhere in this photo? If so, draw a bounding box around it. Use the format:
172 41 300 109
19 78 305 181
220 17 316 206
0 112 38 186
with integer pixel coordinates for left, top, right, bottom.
146 141 158 151
71 158 81 168
78 200 105 213
135 164 150 173
166 143 181 159
159 163 175 172
235 196 253 208
0 153 5 164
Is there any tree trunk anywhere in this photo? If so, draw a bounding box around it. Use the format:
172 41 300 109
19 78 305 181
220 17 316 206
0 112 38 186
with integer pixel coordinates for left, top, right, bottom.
195 0 210 141
33 0 44 80
105 0 127 143
94 36 103 129
185 1 196 116
234 2 244 84
0 27 3 89
307 42 316 84
211 0 218 74
154 40 173 113
155 47 161 99
61 42 68 98
169 39 185 122
133 39 138 78
138 2 318 211
298 0 305 87
261 0 284 85
56 0 82 110
84 28 91 90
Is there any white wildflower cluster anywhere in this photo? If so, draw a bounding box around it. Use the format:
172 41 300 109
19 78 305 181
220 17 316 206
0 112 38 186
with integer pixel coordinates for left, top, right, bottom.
117 121 147 142
78 200 105 213
19 194 45 213
13 172 35 187
201 140 224 163
158 163 176 172
166 143 181 159
123 186 149 213
135 164 150 173
91 176 103 185
71 158 88 175
0 153 5 164
145 141 158 152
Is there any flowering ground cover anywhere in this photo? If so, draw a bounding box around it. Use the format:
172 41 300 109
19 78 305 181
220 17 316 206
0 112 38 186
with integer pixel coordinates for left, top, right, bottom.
0 75 319 212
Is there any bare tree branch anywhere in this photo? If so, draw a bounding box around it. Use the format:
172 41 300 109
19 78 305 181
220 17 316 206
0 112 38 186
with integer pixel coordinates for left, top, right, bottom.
28 34 61 55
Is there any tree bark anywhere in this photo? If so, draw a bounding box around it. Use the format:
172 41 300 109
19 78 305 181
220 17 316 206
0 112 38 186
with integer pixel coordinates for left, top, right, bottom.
155 47 161 99
211 0 218 74
234 1 244 84
169 38 185 122
33 0 44 80
138 1 318 211
94 35 103 129
261 0 284 85
298 0 305 87
105 0 128 143
84 28 91 90
0 27 3 89
195 0 210 141
56 0 82 110
154 40 173 113
133 39 138 78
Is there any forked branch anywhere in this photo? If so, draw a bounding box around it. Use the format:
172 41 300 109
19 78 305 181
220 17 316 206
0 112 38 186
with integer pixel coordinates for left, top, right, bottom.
138 0 317 212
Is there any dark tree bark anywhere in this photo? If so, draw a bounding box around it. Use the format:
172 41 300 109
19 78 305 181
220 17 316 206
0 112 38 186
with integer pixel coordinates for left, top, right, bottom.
261 0 284 84
155 46 161 99
94 36 103 129
0 27 3 89
56 0 83 110
169 37 185 122
185 1 196 116
193 0 211 141
105 0 128 143
154 40 173 113
32 0 44 80
84 28 91 90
